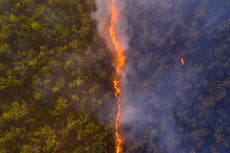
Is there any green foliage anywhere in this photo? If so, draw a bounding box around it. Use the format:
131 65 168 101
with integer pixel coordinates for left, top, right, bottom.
1 101 28 121
0 0 114 152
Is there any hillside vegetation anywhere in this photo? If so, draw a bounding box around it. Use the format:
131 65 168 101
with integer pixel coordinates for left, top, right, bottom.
0 0 114 152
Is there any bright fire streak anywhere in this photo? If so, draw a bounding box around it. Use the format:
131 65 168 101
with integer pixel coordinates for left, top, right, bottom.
181 58 185 65
109 0 125 153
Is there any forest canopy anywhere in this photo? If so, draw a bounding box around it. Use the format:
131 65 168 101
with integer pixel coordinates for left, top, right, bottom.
0 0 114 152
0 0 229 153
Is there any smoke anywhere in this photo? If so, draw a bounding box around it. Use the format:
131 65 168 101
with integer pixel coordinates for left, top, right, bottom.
93 0 230 153
92 0 129 51
92 0 111 43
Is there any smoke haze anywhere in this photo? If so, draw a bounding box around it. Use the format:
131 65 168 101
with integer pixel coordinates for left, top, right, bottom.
94 0 230 152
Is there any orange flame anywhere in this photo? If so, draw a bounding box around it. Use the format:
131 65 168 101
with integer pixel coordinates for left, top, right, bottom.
109 0 125 153
181 58 185 65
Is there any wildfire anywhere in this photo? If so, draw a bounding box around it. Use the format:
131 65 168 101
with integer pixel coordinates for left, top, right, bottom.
109 0 125 153
181 58 185 65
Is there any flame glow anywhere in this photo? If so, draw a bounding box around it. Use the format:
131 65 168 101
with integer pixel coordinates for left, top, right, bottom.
181 58 185 65
109 0 125 153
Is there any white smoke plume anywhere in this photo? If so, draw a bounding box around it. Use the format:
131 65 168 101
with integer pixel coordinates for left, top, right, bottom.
92 0 129 51
92 0 230 153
